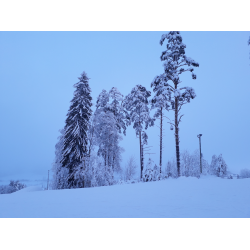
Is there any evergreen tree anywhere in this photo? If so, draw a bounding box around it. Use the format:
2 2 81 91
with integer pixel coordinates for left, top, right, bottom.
123 85 154 179
151 75 171 172
61 71 92 188
153 31 199 177
142 158 155 182
210 154 227 177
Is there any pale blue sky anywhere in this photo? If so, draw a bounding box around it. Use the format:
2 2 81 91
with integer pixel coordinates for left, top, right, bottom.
0 31 250 181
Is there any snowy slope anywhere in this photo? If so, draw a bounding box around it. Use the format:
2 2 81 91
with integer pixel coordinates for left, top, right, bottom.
0 176 249 218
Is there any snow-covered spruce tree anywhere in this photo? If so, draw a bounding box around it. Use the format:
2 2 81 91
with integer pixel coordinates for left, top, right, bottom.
154 31 199 177
123 85 154 179
210 154 227 177
143 158 155 182
151 76 171 173
143 157 162 182
216 154 227 177
61 71 92 188
51 128 68 189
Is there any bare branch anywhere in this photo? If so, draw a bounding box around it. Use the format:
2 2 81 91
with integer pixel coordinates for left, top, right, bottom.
178 114 184 125
167 121 177 128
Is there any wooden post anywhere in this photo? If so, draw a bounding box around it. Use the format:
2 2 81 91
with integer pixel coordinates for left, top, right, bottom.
47 170 50 190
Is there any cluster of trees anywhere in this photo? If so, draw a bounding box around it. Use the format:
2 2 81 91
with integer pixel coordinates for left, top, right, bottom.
0 180 26 194
51 31 232 190
52 76 130 189
140 151 228 181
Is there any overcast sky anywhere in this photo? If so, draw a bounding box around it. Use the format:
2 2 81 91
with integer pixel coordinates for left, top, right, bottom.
0 31 250 181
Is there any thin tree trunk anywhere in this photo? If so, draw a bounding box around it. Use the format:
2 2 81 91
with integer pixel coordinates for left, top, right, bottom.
105 152 106 166
160 107 163 173
139 130 142 179
175 96 181 177
141 141 144 175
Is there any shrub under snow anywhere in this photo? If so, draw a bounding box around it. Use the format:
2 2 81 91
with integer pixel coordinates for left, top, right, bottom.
240 169 250 178
0 180 26 194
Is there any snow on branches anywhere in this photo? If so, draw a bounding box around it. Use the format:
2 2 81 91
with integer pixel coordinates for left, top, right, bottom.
159 31 199 85
123 85 154 135
155 31 199 177
94 87 127 175
61 71 92 188
124 85 154 179
210 154 228 177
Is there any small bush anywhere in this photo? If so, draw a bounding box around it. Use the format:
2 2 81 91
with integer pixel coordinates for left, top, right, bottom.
240 169 250 178
0 180 26 194
9 180 26 191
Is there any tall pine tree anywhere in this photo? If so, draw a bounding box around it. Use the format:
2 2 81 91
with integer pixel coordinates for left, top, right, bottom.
153 31 199 177
123 85 154 179
151 77 171 173
61 71 92 188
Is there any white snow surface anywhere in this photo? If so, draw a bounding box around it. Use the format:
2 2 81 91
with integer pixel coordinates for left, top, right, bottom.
0 176 249 218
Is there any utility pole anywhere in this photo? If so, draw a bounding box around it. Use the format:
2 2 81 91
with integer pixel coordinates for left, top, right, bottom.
197 134 202 174
47 170 50 190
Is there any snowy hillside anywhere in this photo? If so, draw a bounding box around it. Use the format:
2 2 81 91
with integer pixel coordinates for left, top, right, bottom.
0 176 249 218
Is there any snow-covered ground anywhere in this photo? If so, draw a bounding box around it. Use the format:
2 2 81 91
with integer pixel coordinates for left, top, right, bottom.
0 175 249 218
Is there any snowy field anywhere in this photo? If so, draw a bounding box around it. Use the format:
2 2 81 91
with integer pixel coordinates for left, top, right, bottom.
0 175 249 218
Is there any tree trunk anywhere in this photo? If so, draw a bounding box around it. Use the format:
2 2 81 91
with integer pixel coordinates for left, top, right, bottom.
104 152 106 166
175 96 181 177
199 137 202 174
141 141 144 176
139 130 142 179
113 155 115 171
159 107 163 173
